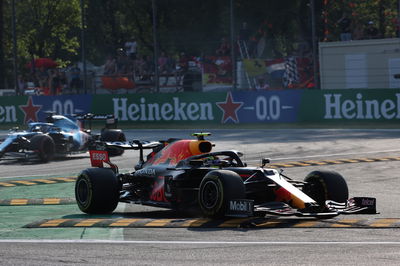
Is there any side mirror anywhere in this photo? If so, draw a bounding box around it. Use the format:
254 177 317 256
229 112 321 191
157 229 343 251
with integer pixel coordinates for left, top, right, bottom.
261 158 270 168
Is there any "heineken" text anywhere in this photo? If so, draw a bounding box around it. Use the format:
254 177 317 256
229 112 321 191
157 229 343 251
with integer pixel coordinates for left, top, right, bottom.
324 93 400 119
113 97 214 121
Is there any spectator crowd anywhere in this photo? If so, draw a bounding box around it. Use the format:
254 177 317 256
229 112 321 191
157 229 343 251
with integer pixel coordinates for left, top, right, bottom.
19 64 82 96
15 17 391 95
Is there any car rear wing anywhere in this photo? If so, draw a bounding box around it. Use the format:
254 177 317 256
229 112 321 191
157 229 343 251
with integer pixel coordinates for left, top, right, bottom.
74 113 118 129
101 140 163 150
90 140 163 169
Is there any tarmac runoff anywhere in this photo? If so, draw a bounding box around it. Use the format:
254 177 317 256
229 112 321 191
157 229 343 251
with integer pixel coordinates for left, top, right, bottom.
1 155 399 230
1 156 400 188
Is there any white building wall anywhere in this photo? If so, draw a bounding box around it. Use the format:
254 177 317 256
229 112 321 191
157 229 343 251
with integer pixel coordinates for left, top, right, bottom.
319 38 400 89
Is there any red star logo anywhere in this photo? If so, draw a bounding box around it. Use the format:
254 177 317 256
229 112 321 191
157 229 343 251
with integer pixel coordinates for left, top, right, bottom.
19 97 42 124
216 92 243 123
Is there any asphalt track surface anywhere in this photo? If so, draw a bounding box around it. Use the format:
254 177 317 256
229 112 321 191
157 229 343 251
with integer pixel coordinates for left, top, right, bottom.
1 129 400 265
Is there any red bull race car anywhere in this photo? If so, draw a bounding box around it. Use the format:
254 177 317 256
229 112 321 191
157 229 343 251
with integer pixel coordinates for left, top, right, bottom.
75 133 377 218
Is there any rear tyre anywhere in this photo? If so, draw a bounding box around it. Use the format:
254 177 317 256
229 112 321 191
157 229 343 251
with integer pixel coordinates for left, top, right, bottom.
303 170 349 209
75 168 120 214
198 170 245 218
100 129 126 156
29 134 55 162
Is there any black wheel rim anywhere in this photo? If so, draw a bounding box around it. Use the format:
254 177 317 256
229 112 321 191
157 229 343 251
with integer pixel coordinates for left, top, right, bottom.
201 180 219 209
76 178 89 204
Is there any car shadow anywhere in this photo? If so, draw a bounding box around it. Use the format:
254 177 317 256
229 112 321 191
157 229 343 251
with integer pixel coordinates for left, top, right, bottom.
63 209 198 220
0 154 88 165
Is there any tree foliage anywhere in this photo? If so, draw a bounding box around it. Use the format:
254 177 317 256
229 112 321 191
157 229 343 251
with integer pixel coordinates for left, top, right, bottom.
3 0 81 68
1 0 399 86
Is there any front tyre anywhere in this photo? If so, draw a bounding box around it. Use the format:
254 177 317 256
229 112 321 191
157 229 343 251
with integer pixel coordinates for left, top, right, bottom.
303 170 349 208
75 168 120 214
198 170 245 218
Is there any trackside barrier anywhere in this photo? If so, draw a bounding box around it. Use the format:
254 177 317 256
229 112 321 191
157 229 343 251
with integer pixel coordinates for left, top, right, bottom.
1 89 400 126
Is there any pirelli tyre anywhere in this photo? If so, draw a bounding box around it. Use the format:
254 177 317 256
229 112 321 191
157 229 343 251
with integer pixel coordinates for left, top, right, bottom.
100 129 126 156
29 134 55 162
75 168 120 214
303 170 349 209
198 170 245 218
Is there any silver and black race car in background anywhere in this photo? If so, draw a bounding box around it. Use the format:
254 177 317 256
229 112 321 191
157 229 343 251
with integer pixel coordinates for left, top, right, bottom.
0 113 126 162
75 133 377 218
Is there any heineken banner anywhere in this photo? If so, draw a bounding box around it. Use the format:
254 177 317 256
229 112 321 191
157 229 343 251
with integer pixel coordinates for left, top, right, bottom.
0 95 92 124
92 91 301 124
93 93 224 123
299 89 400 123
1 89 400 125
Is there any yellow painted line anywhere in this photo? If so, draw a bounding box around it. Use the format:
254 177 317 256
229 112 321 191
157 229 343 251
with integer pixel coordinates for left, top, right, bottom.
338 159 360 163
144 219 172 227
330 219 362 228
32 179 56 184
12 180 37 185
255 220 283 228
356 158 376 162
43 198 61 205
374 158 391 161
293 220 319 228
379 157 397 160
40 219 70 227
219 218 251 228
0 182 16 187
52 177 75 182
273 164 295 168
302 160 328 165
74 219 103 227
369 218 399 227
290 162 312 167
321 160 344 164
109 219 140 227
10 199 28 205
181 219 211 227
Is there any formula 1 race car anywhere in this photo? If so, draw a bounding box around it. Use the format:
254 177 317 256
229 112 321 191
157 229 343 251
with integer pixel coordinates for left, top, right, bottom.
0 113 126 163
75 133 377 218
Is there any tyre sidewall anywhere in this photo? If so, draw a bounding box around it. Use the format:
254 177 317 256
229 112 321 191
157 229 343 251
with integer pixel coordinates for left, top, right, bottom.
30 134 55 162
75 168 120 214
303 170 349 206
199 174 224 217
198 170 245 218
75 171 94 212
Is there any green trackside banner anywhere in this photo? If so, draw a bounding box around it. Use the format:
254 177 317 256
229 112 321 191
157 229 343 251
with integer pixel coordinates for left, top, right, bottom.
2 89 400 126
92 92 227 124
299 89 400 123
0 96 27 123
0 95 93 125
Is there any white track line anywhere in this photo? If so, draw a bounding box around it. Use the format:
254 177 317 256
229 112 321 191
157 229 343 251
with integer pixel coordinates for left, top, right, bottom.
246 149 400 162
0 240 400 245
